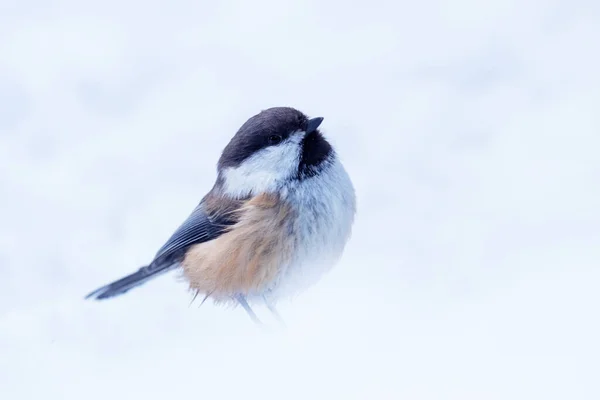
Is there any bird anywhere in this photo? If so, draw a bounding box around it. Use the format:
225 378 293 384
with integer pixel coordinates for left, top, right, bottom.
85 106 356 324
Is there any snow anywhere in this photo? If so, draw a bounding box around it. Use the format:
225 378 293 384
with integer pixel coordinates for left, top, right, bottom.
1 0 599 399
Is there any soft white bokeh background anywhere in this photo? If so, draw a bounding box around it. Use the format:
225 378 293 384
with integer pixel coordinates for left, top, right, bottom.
1 0 599 398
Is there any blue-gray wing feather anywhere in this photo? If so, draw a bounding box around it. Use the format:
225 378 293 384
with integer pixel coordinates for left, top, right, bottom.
85 196 239 301
152 203 229 263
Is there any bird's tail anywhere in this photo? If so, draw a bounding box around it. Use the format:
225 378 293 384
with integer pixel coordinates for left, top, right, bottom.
85 263 176 300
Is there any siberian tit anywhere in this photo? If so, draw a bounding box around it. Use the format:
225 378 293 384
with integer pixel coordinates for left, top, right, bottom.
85 107 356 324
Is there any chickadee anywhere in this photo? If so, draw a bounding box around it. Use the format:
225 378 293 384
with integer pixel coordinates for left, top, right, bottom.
85 107 356 324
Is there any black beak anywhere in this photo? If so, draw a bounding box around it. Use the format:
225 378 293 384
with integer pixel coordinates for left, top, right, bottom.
306 117 324 134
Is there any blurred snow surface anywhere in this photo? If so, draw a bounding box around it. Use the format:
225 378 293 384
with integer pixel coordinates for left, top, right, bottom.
1 1 599 399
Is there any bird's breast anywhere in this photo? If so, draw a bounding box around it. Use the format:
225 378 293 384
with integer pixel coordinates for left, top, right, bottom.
265 157 356 300
181 157 356 303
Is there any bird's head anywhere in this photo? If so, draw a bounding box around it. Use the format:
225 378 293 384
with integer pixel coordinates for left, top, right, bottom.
216 107 333 198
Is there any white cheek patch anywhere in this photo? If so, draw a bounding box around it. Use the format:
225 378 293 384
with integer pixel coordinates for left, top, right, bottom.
222 132 304 198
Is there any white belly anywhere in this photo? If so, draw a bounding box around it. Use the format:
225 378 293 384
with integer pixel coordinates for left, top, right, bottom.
262 157 356 302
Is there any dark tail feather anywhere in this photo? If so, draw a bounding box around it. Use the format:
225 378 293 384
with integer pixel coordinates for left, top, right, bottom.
85 263 175 300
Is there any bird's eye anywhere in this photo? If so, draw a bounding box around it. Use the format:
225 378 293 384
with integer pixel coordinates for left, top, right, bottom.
268 134 282 145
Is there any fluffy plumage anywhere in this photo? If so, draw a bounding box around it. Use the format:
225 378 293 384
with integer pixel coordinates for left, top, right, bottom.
85 106 356 324
182 193 295 303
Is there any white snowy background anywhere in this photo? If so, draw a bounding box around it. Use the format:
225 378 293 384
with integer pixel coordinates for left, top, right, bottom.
1 0 599 399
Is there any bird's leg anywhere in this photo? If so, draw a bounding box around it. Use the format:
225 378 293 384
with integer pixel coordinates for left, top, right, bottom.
263 296 286 328
236 294 262 325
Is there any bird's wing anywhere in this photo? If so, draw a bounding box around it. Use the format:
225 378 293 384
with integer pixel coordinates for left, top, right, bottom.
151 199 239 264
85 194 242 301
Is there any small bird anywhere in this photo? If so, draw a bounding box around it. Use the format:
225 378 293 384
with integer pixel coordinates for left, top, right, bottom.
85 107 356 324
